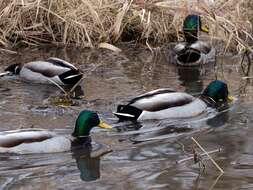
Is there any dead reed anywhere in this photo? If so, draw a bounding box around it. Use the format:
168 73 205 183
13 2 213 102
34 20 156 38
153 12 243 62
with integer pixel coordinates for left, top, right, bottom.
0 0 252 53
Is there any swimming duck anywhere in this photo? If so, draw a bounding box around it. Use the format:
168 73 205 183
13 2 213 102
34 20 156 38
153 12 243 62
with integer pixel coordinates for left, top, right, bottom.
114 80 233 121
174 14 214 66
1 57 83 86
0 110 112 154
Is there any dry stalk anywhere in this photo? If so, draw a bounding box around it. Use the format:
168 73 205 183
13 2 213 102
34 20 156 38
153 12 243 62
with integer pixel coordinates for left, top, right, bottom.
98 42 122 52
0 0 251 53
191 137 224 173
176 148 222 164
46 77 68 95
69 76 85 94
208 172 224 190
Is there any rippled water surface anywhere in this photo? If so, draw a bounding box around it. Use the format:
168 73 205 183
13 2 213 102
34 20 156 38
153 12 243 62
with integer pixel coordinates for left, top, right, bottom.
0 46 253 190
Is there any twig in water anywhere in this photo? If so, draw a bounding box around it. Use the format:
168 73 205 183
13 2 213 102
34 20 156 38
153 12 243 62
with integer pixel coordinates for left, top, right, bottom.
46 78 67 95
46 64 99 99
175 140 186 154
69 75 85 94
192 144 206 172
46 75 84 97
208 172 223 190
176 148 222 164
191 137 224 173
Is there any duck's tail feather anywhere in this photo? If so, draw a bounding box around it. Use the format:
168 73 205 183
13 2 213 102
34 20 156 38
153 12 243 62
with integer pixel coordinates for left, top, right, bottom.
113 105 142 121
59 70 83 85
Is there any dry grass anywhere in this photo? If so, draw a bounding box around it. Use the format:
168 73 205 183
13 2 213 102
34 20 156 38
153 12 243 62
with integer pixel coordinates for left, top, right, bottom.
0 0 252 53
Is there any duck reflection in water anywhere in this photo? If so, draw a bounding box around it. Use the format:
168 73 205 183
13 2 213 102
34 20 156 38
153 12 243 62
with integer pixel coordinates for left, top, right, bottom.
177 66 204 94
207 110 229 128
71 139 112 182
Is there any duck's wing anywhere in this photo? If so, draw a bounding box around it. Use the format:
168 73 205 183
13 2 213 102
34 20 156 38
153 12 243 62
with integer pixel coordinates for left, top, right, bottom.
174 42 187 54
190 41 211 54
114 89 177 120
174 41 211 55
0 129 56 148
130 88 176 103
129 90 195 112
46 57 78 70
25 59 76 77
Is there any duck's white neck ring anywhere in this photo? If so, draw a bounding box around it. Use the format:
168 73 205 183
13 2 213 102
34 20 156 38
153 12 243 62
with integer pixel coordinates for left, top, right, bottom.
76 135 90 138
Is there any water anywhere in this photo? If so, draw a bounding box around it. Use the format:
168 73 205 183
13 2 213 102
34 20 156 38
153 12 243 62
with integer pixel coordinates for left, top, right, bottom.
0 46 252 189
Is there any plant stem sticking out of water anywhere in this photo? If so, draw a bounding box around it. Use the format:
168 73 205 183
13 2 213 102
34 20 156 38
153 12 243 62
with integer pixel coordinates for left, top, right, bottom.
176 148 222 164
46 77 68 95
208 172 224 190
45 76 85 107
191 137 224 174
46 74 85 97
176 138 224 173
69 76 85 94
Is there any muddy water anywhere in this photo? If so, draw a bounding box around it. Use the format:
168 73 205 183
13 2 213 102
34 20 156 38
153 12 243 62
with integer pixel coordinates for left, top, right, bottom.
0 46 252 190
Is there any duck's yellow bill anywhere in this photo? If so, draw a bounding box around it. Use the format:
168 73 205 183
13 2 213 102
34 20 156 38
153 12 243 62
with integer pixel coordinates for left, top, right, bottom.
98 120 112 129
227 95 234 102
201 25 209 33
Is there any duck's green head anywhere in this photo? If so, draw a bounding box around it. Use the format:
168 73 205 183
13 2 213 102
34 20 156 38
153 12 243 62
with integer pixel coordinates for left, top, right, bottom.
72 110 112 138
202 80 233 103
183 14 209 43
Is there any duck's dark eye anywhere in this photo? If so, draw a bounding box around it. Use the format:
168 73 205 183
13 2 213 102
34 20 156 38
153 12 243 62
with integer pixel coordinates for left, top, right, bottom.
89 113 100 126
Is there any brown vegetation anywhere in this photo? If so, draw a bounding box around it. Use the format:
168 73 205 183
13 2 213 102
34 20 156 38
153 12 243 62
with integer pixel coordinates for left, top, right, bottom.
0 0 252 52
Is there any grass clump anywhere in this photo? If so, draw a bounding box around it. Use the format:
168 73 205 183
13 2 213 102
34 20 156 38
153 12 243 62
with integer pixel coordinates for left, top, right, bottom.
0 0 252 53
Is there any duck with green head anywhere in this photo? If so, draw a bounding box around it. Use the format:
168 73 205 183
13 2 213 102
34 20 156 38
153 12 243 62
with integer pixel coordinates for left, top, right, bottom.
114 80 234 121
0 110 112 154
174 14 214 66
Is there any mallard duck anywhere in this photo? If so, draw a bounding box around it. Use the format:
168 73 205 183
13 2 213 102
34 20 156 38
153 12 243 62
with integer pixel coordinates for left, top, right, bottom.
114 80 233 121
0 57 83 86
174 14 214 66
0 110 112 154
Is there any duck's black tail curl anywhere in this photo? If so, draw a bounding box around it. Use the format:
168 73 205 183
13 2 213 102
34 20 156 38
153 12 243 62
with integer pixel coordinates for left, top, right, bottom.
113 105 142 121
